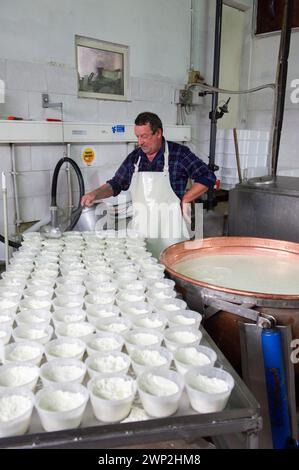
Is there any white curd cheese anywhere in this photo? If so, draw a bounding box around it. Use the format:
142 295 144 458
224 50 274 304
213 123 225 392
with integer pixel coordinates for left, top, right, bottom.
133 349 167 366
129 333 158 346
136 318 162 329
101 322 128 334
39 390 85 411
89 337 120 352
93 376 134 400
46 365 83 383
48 343 84 358
168 331 197 344
61 323 93 337
0 366 38 387
90 355 128 373
172 314 196 326
191 374 229 394
0 395 32 421
8 345 41 362
139 373 179 396
177 347 210 366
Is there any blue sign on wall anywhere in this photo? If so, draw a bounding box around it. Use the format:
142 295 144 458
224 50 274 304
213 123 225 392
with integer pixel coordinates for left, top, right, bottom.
112 125 125 134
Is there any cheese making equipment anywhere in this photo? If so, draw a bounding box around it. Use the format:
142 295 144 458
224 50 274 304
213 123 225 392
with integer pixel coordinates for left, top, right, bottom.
228 176 299 243
160 236 299 447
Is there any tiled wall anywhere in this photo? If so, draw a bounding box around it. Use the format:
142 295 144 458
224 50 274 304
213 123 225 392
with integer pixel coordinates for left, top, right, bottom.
0 0 191 251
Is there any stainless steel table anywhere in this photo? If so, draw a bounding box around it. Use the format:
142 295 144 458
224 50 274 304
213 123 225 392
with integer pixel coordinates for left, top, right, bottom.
0 328 261 449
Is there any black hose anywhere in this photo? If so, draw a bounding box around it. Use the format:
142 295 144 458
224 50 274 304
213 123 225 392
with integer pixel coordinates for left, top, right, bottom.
51 157 85 231
0 234 21 249
51 157 85 208
0 157 85 250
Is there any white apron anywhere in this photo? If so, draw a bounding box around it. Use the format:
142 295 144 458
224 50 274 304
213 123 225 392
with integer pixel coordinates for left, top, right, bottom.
128 141 189 259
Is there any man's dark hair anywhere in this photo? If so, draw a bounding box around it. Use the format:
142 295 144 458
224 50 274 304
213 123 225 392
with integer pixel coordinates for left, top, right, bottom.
135 112 163 134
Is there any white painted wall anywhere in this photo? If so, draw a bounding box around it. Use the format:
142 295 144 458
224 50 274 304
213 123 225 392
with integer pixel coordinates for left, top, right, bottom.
218 4 245 129
246 30 299 171
0 0 191 249
182 0 299 179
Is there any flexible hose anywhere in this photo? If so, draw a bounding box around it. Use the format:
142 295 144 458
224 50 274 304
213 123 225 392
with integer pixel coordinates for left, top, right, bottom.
0 157 85 250
51 157 85 208
0 234 21 249
51 157 85 231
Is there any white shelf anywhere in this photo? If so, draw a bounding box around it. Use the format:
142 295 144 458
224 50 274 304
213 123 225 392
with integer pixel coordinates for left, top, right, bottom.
0 121 191 144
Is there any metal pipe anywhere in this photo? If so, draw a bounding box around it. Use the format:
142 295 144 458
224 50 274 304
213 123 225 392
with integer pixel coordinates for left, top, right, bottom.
10 143 22 232
66 144 73 208
271 0 294 177
2 172 9 268
233 128 242 183
207 0 223 211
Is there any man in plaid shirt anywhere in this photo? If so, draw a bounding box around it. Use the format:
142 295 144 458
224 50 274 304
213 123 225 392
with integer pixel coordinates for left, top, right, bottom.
81 112 216 214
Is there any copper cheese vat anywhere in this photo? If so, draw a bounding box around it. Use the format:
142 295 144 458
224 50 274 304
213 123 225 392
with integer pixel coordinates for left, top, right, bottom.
160 237 299 395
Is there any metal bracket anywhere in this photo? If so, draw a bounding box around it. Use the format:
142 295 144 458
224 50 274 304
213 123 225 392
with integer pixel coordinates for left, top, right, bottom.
42 93 63 109
202 294 275 328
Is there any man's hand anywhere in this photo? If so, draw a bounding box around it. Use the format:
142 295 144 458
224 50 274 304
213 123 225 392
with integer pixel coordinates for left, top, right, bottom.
81 191 97 207
80 183 114 207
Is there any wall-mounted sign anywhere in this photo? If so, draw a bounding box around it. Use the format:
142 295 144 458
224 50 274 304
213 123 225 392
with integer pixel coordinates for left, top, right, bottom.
82 147 95 166
112 124 125 134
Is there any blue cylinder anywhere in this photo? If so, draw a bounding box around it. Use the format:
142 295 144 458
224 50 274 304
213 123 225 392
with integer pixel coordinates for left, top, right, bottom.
261 328 291 449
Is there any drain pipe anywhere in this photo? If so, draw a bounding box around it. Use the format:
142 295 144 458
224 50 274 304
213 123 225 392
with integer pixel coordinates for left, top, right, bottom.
10 144 22 233
207 0 223 211
271 0 294 177
66 144 73 209
2 173 9 268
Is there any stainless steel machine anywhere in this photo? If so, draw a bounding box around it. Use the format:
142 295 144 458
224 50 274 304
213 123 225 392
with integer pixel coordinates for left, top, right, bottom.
228 176 299 243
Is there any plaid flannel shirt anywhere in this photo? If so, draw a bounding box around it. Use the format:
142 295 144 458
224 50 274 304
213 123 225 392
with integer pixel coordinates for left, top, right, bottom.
107 139 216 200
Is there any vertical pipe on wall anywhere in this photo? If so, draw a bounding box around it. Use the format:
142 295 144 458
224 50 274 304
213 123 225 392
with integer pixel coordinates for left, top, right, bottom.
2 173 9 268
10 143 22 232
66 144 73 208
207 0 223 211
271 0 294 177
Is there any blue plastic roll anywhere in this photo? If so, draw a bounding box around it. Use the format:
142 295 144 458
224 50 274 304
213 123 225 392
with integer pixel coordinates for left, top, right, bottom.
261 328 291 449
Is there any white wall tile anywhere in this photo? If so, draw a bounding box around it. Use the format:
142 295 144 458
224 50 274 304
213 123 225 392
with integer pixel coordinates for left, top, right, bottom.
84 167 103 192
17 171 51 197
46 64 77 95
98 101 128 123
130 77 141 101
63 95 99 122
31 144 64 171
15 145 31 172
6 60 47 92
0 145 12 172
1 89 29 119
33 195 51 220
97 144 127 167
19 196 36 222
0 196 15 227
0 59 6 82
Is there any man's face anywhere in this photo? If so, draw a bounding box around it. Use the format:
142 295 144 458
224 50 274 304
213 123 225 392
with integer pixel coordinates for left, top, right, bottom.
134 123 162 156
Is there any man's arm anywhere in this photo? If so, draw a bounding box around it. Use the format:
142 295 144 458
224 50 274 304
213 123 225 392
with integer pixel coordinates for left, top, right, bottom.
181 182 208 220
182 181 208 204
81 152 135 207
81 183 114 207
